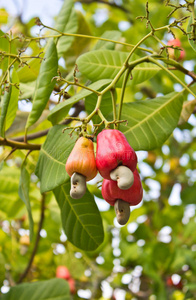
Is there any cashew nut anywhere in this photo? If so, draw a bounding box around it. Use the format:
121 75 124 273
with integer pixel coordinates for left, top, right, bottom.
110 165 134 190
70 172 86 199
114 199 130 225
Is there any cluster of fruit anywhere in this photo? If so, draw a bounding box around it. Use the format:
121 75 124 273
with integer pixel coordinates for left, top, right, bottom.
65 129 143 225
56 266 75 294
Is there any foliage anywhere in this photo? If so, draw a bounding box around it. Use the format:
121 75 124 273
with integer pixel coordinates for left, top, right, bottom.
0 0 196 299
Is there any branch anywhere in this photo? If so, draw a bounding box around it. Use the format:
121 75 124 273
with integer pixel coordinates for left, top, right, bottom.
17 194 46 283
12 100 85 142
0 137 41 150
77 0 130 14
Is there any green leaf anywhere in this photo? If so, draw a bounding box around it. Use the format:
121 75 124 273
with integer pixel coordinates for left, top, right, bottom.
48 79 111 125
181 184 196 205
55 0 78 56
26 39 58 130
93 30 122 50
0 31 17 71
35 125 76 193
53 181 104 251
0 278 71 300
76 50 160 87
0 160 4 171
17 57 41 83
18 163 34 241
0 85 12 137
5 68 20 131
119 92 184 151
0 167 24 218
19 81 36 100
187 14 196 52
0 253 5 287
178 99 196 125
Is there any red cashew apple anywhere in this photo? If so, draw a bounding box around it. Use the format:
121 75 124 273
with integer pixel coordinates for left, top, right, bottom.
65 137 97 198
102 169 143 206
96 129 137 180
56 266 71 280
167 39 185 61
68 277 76 294
102 169 143 225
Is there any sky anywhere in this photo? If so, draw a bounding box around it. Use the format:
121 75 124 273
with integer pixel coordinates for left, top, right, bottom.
0 0 63 24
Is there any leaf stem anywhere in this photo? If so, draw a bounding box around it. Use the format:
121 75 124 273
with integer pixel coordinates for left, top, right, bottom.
110 88 117 128
149 57 196 98
60 79 101 95
0 58 17 91
27 23 154 54
117 69 130 128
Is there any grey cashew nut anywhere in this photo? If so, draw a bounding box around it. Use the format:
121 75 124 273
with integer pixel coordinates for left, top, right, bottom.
110 165 134 190
114 199 130 225
70 172 86 199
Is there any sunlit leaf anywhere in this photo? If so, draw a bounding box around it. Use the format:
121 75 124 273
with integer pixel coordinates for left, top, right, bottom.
17 57 42 83
93 30 122 50
55 0 78 56
178 99 196 125
76 50 160 87
0 85 12 137
120 92 184 150
0 31 17 71
5 68 20 131
54 181 104 251
19 81 36 100
26 39 58 130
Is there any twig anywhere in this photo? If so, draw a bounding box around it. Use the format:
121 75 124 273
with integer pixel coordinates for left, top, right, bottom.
17 194 46 283
77 0 130 14
0 137 41 150
12 100 85 142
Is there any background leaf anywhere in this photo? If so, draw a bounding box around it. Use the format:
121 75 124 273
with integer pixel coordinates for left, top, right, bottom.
178 99 196 125
5 68 20 131
17 58 41 83
25 39 58 130
119 92 184 150
35 125 76 193
0 278 70 300
0 85 12 137
18 163 34 241
0 167 24 218
181 184 196 205
0 30 17 71
187 14 196 52
19 81 36 100
93 30 122 50
48 79 111 125
76 50 160 87
54 181 104 251
55 0 78 57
